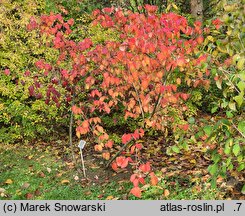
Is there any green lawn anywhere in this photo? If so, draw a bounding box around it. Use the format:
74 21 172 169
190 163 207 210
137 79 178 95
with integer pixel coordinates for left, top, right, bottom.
0 143 224 200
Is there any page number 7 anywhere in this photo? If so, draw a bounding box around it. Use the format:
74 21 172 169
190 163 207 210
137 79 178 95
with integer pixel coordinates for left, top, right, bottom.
235 203 242 211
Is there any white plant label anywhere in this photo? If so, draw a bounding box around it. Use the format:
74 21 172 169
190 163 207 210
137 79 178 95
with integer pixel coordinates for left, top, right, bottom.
78 140 86 149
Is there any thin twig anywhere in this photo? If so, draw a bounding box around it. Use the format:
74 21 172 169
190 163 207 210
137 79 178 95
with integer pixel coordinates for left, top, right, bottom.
220 68 241 94
150 71 170 119
105 140 132 168
69 100 76 165
231 121 245 140
132 82 145 120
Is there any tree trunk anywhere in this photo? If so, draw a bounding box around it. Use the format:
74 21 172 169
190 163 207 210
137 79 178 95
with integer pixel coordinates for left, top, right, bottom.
190 0 203 22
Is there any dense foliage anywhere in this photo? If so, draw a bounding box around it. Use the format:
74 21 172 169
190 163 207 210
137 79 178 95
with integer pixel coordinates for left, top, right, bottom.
0 0 66 143
0 0 244 197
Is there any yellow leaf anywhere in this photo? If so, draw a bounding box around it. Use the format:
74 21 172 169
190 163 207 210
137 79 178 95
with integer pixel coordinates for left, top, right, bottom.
0 188 6 193
172 3 178 10
190 159 196 164
106 195 114 200
207 36 214 42
5 179 13 184
166 4 171 11
61 179 70 184
164 189 170 197
74 176 79 181
237 58 245 70
28 155 33 159
176 78 181 85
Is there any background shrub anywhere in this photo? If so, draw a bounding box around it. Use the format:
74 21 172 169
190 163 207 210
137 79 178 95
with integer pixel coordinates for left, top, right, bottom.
0 0 65 143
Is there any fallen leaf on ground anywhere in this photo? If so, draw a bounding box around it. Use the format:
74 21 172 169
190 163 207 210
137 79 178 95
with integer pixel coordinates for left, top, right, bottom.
0 188 6 193
28 155 34 159
85 191 92 195
47 168 51 173
16 189 22 196
34 189 41 196
61 179 70 184
25 193 33 199
106 195 114 200
21 182 30 190
164 189 170 197
97 194 104 198
38 172 45 178
5 179 13 184
56 173 63 177
130 187 141 198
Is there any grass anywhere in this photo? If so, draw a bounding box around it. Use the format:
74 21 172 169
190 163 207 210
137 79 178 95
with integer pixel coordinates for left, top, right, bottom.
0 143 224 200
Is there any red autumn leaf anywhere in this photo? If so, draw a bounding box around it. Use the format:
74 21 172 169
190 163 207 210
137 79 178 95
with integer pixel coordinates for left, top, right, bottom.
171 85 177 92
214 76 219 81
111 162 118 171
132 132 140 140
82 120 89 128
102 152 110 160
130 145 136 154
139 162 151 173
116 156 125 167
25 193 34 200
139 128 144 137
150 172 158 186
130 174 137 182
130 187 141 198
176 58 185 67
92 9 100 17
180 93 189 101
105 140 114 148
157 52 166 61
135 143 143 150
128 157 133 163
132 179 139 187
71 105 82 114
102 7 113 14
141 79 149 89
4 69 10 75
94 144 103 152
145 4 158 13
196 36 204 44
122 134 132 144
179 124 189 131
138 177 145 185
120 157 129 168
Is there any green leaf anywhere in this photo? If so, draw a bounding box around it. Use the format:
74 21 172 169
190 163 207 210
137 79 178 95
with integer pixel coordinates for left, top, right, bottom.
224 139 232 155
216 79 222 89
203 125 212 136
232 144 241 156
234 94 243 108
237 81 245 92
172 145 180 153
237 57 245 70
237 163 245 172
226 111 234 118
208 163 218 176
238 121 245 134
228 101 236 111
242 184 245 195
188 117 195 124
212 154 221 163
211 106 218 114
239 71 245 81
